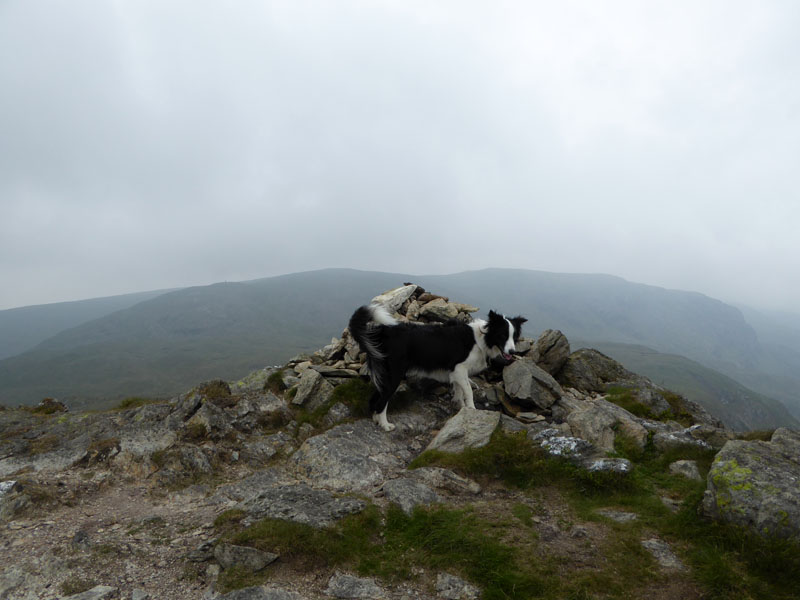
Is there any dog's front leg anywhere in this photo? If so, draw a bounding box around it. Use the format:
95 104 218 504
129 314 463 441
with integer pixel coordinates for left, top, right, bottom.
451 367 475 409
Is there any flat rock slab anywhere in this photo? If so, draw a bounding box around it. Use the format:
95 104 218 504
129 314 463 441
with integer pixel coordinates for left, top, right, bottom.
641 538 686 571
382 478 440 515
436 572 481 600
596 509 638 523
291 421 414 492
238 482 366 528
217 586 307 600
63 586 118 600
326 572 385 599
426 408 500 453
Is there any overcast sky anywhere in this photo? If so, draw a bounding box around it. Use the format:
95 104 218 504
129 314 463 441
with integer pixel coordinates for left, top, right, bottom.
1 1 798 312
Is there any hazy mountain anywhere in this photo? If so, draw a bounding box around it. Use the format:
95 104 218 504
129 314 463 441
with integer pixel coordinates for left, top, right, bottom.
0 267 796 427
0 290 172 360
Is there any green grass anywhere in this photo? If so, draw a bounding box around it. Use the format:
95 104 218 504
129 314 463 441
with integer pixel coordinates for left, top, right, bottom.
220 503 549 599
293 378 374 429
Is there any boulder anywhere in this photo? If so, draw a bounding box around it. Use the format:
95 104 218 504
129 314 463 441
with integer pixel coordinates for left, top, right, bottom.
238 482 366 528
291 421 412 492
420 298 459 322
381 478 440 515
669 460 702 481
533 329 570 375
217 586 305 600
426 408 500 453
436 572 481 600
702 428 800 539
291 369 334 412
502 359 562 409
325 572 385 599
371 284 418 313
214 543 278 572
566 398 648 452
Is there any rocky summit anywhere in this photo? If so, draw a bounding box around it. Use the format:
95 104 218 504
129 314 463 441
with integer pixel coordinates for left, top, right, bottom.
1 284 799 600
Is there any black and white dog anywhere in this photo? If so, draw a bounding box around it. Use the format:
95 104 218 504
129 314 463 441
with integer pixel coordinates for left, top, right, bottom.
349 304 526 431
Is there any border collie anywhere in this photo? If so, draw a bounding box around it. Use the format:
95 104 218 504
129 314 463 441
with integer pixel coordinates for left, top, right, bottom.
349 304 526 431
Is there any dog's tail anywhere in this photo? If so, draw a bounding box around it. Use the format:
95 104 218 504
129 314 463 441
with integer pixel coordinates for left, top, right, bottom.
348 304 396 392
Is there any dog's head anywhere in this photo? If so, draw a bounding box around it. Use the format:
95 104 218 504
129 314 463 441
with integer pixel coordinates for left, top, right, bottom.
484 310 527 365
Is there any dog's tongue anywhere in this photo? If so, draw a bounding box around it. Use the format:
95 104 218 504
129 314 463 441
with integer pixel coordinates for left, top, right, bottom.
502 352 513 361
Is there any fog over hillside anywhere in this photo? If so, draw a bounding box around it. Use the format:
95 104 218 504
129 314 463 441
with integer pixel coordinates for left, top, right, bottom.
1 268 798 430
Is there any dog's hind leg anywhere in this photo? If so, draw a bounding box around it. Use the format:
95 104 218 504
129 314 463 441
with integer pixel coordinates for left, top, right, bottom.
370 379 400 432
451 366 475 409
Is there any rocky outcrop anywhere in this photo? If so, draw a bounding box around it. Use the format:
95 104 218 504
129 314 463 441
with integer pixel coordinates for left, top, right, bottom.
703 428 800 539
3 281 795 600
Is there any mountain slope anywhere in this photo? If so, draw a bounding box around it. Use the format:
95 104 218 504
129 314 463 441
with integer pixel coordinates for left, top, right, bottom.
0 268 791 427
0 289 172 360
577 340 799 431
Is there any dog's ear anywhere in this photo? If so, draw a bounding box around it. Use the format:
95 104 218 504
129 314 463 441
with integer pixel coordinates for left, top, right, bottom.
488 310 504 323
510 316 527 327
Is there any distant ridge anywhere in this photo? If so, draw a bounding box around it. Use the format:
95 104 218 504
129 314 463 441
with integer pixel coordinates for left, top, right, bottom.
0 267 798 429
0 289 174 360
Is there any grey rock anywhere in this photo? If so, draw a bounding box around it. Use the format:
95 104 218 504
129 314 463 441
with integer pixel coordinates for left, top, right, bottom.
214 543 278 572
499 414 528 433
371 284 418 313
238 482 365 528
530 428 597 464
217 586 306 600
292 421 411 492
131 591 150 600
653 427 712 452
291 369 334 412
322 402 352 428
533 329 570 375
426 408 500 453
585 458 632 474
382 478 440 515
63 586 118 600
311 365 360 378
702 428 800 539
596 509 638 523
669 460 702 481
567 398 648 452
502 359 562 409
325 572 385 599
187 540 216 562
0 481 28 522
420 298 459 322
186 401 233 439
409 467 481 495
436 572 480 600
641 538 686 570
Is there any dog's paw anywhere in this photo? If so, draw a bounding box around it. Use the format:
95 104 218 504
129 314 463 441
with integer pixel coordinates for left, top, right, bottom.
382 422 396 432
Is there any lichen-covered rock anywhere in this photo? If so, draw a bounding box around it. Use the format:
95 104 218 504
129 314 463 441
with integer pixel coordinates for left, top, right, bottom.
702 428 800 539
